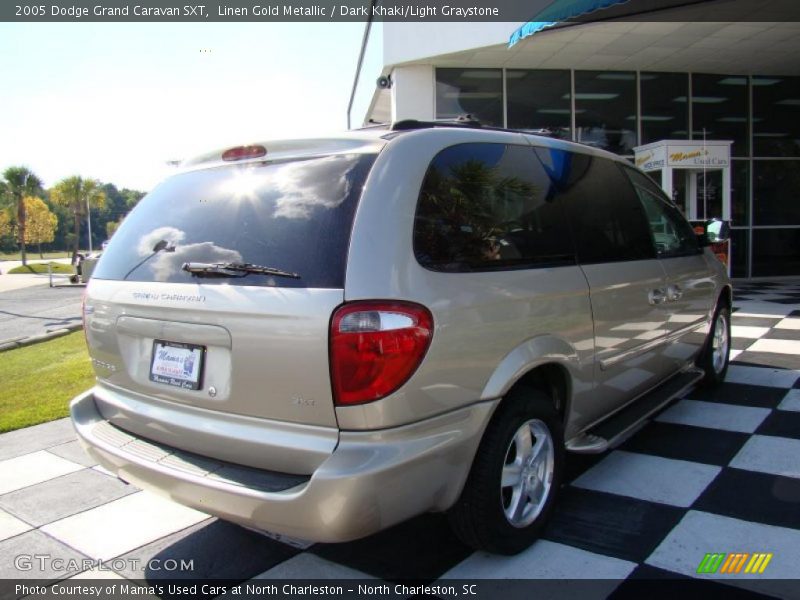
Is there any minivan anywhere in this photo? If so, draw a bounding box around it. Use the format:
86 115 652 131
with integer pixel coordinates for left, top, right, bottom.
71 120 731 554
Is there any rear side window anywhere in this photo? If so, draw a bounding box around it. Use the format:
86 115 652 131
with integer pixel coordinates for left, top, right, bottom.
414 143 575 272
533 148 656 264
623 167 700 258
92 154 376 288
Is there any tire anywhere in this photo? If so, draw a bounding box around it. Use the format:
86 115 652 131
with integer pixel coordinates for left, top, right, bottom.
697 303 731 387
448 386 564 555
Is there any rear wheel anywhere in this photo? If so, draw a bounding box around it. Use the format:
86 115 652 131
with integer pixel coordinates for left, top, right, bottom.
698 303 731 387
448 386 564 555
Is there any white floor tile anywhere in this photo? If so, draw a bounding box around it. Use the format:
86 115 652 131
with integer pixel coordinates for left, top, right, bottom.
729 349 743 361
776 317 800 330
442 539 635 581
725 365 799 388
572 451 720 507
778 389 800 412
647 511 800 597
656 400 770 433
735 311 793 319
41 491 210 561
747 338 800 356
730 435 800 479
254 554 376 579
0 451 84 495
0 508 31 541
731 326 771 339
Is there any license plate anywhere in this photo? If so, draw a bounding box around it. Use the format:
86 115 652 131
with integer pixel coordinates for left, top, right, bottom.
149 340 205 390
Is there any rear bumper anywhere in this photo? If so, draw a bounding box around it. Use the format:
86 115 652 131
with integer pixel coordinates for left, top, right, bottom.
70 389 496 542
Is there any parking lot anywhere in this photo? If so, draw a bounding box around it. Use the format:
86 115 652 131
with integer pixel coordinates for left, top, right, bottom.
0 280 799 597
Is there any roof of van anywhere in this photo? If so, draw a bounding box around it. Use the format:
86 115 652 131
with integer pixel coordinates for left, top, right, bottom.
180 119 626 172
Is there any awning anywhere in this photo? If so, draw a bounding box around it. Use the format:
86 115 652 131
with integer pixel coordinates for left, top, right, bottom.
509 0 630 46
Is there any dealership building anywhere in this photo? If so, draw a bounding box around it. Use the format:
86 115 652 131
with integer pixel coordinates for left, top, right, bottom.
350 15 800 278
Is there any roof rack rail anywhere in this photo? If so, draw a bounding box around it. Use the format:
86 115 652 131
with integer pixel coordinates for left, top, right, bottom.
389 115 556 137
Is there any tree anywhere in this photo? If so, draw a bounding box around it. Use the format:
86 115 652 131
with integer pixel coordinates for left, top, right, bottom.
22 196 58 257
106 215 125 238
50 176 106 263
2 167 43 265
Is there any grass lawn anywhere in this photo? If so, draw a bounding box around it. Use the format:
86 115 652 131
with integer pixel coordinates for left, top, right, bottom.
0 250 76 261
0 332 94 433
7 262 74 274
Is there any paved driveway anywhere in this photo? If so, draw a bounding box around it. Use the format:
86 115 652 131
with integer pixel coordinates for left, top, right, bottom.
1 281 799 597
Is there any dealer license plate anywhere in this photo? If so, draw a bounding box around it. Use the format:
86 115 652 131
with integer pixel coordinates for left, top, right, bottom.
149 340 205 390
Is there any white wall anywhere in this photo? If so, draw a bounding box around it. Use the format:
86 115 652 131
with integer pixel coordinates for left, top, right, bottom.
383 22 515 66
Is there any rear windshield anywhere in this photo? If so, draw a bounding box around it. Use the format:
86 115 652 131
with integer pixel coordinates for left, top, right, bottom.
93 153 376 288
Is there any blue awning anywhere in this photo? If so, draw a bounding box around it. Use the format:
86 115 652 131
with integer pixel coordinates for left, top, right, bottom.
509 0 630 46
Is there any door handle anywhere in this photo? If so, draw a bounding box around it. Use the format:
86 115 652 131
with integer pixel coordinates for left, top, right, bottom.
667 284 683 302
648 288 667 305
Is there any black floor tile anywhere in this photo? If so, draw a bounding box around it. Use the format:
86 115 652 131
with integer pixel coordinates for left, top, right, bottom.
730 316 783 328
116 519 299 586
755 409 800 440
542 487 684 563
764 328 800 341
619 422 750 466
789 310 800 318
767 298 800 305
611 564 777 599
686 382 788 409
564 451 608 484
311 513 472 582
693 468 800 530
731 337 756 350
734 351 800 371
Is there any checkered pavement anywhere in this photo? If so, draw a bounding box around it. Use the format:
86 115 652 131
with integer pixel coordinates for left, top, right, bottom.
1 281 799 598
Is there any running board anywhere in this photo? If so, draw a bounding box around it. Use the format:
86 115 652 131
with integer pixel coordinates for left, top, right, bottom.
566 367 704 454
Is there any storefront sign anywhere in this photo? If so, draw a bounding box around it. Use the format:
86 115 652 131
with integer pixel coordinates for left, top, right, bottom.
634 141 731 172
667 144 730 168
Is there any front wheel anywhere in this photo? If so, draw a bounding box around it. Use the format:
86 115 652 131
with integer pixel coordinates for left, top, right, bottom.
697 304 731 387
448 386 564 555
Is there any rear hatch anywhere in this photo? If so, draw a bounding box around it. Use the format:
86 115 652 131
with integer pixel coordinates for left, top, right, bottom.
86 143 379 432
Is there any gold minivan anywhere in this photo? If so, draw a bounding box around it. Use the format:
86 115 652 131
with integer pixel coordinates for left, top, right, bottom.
71 121 731 554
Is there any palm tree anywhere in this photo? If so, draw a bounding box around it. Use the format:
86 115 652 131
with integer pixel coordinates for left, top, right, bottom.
2 167 43 266
50 176 106 263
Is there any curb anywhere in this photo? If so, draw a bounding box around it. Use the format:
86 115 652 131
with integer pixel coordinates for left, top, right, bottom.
0 323 84 353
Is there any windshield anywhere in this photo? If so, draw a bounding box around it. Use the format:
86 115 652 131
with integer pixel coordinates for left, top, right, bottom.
92 153 376 288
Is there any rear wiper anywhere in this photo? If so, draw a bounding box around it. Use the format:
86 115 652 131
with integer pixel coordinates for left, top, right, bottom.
181 262 301 279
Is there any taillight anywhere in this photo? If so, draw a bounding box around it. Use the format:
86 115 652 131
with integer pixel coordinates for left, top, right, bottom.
330 301 433 406
221 145 266 161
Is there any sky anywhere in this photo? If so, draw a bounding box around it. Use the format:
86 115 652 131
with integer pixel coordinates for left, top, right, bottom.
0 22 365 191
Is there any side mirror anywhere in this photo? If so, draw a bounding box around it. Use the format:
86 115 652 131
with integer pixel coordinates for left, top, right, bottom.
697 219 730 247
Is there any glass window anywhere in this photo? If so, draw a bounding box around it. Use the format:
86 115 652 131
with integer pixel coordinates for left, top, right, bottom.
506 70 571 139
696 170 723 221
436 69 503 126
753 160 800 226
730 229 749 278
574 71 637 155
753 75 800 157
93 154 376 288
731 161 749 227
414 143 576 272
640 72 689 144
625 169 700 258
691 74 748 157
752 228 800 277
534 148 654 263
